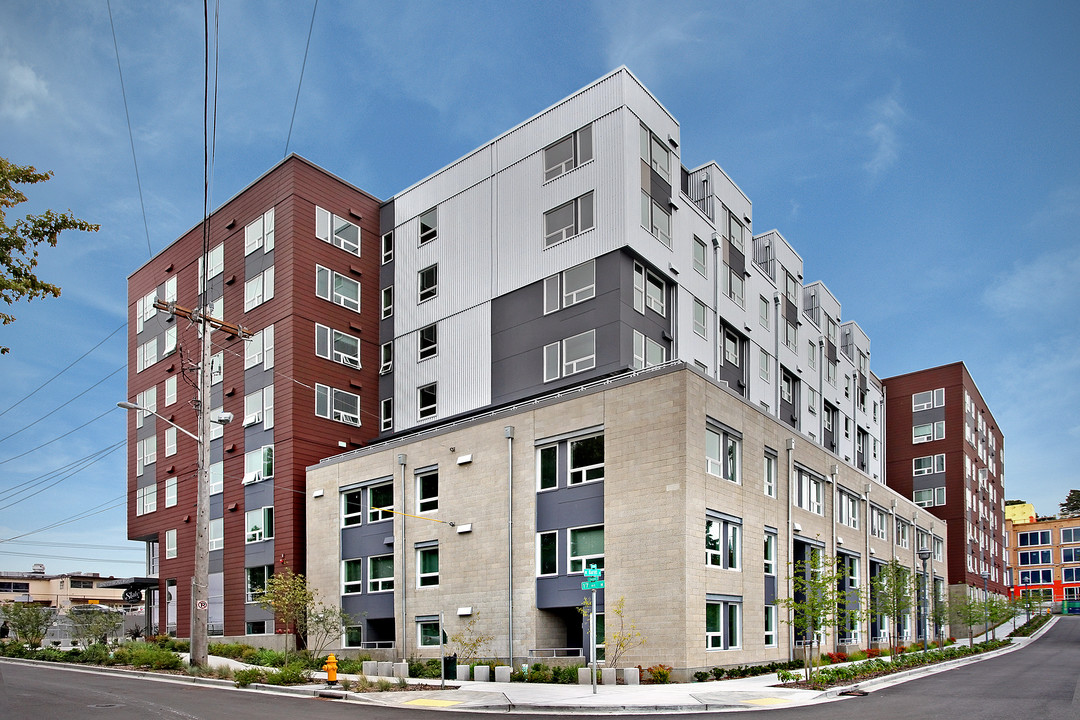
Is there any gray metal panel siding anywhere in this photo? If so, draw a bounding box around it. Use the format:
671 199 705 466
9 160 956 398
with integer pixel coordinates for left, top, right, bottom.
537 576 604 610
341 523 394 560
764 574 777 605
343 591 394 621
536 483 604 532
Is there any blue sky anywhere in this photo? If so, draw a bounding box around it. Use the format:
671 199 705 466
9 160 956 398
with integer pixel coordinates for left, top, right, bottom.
1 1 1077 578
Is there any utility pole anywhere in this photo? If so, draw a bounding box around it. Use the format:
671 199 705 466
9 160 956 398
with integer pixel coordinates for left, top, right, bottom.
153 298 248 667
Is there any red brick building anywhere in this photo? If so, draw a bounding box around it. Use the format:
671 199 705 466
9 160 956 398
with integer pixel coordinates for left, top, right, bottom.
125 156 382 640
882 362 1006 604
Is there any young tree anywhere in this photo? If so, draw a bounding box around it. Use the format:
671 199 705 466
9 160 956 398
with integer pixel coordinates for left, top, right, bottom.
67 606 124 648
595 596 645 669
1013 592 1044 622
777 550 843 681
952 595 986 647
1 157 99 354
256 566 314 665
869 559 913 660
1059 489 1080 518
305 601 355 659
987 596 1016 639
447 613 495 662
1 602 56 647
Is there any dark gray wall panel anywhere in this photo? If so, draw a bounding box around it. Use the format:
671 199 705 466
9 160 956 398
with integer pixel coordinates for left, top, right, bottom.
536 483 604 532
537 577 605 611
343 591 394 621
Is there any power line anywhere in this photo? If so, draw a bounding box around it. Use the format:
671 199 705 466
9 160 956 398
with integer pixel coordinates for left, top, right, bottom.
0 406 119 467
107 0 153 258
284 0 319 157
0 550 143 565
0 442 124 500
0 321 125 420
0 365 125 445
0 442 124 511
2 540 140 551
0 496 127 544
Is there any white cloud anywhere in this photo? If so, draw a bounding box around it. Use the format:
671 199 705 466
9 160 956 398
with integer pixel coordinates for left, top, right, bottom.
982 248 1080 316
863 89 905 176
0 56 49 121
598 4 712 83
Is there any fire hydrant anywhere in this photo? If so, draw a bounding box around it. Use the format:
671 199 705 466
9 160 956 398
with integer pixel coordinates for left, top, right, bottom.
322 654 338 687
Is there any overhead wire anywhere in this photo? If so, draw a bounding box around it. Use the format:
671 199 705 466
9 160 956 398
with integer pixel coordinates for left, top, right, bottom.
0 550 143 565
0 496 127 544
0 365 125 445
0 407 120 467
0 442 125 500
107 0 153 258
284 0 319 157
0 442 124 511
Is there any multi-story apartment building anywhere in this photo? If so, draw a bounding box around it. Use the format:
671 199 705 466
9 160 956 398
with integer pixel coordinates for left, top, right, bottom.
308 364 946 675
1004 516 1080 605
882 362 1006 610
124 156 383 640
302 68 945 673
0 566 128 609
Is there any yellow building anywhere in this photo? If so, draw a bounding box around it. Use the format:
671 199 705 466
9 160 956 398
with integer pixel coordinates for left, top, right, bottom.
0 566 129 610
1004 503 1036 526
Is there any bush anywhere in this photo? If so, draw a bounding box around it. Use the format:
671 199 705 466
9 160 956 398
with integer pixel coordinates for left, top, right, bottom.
527 663 553 683
710 666 724 680
645 664 672 684
336 655 371 675
125 641 183 670
234 668 265 687
847 650 867 662
248 648 286 668
78 643 110 665
693 670 710 682
551 664 582 684
264 664 311 685
825 651 848 664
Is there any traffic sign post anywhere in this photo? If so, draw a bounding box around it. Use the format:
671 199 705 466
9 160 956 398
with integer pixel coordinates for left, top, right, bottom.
582 564 604 694
580 580 605 590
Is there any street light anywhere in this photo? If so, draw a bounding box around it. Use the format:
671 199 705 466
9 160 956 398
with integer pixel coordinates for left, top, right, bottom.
917 547 931 653
118 400 231 666
979 569 990 641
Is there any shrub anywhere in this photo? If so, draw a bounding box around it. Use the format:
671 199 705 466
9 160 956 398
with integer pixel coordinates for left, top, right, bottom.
338 677 353 691
693 670 710 682
645 664 672 684
551 664 582 684
336 655 371 675
847 650 867 662
265 664 310 685
376 678 393 691
777 669 800 684
234 668 265 687
527 662 553 683
825 651 848 664
710 666 724 680
78 643 110 665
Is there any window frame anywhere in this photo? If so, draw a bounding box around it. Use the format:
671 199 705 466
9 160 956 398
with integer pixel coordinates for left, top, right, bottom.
706 425 741 484
315 265 360 312
369 554 395 593
418 323 438 361
568 434 604 485
368 483 394 523
418 382 437 420
544 192 594 247
543 124 593 181
568 524 604 574
416 470 439 513
315 323 361 369
316 206 360 256
418 264 438 303
417 546 440 587
315 383 361 426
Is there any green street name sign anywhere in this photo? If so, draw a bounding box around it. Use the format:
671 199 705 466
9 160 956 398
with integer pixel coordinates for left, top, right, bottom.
581 580 605 590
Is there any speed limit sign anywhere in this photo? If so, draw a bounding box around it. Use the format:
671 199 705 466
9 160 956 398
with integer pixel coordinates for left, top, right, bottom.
196 600 208 611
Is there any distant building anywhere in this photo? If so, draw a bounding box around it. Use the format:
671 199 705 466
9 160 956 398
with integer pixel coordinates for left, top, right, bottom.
1004 502 1036 526
882 362 1006 616
0 566 128 609
1004 516 1080 605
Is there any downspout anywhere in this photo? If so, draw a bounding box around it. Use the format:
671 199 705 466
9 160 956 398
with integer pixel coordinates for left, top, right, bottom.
817 337 825 442
398 453 407 659
773 293 782 414
830 463 838 653
864 482 872 644
786 437 796 661
711 233 721 379
505 426 515 664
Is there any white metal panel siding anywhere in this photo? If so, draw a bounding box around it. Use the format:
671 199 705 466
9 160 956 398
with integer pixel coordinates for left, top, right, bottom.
393 304 492 433
392 145 494 226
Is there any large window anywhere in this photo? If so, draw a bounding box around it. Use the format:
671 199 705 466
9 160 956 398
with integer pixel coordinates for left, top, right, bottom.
640 191 671 247
244 266 275 311
316 384 360 426
870 506 889 539
913 487 946 507
568 435 604 485
418 208 438 244
369 555 394 592
418 383 437 420
640 124 670 182
245 506 274 543
913 421 945 443
316 207 360 255
544 192 594 247
417 546 439 587
417 470 439 513
795 469 823 515
1019 550 1052 566
244 386 274 429
1020 569 1053 585
369 483 393 522
545 329 596 381
316 265 360 312
135 484 157 516
315 324 361 368
705 514 741 570
342 489 364 527
706 598 741 650
245 325 275 370
245 565 273 603
912 388 945 411
243 445 274 484
544 124 592 181
1062 527 1080 544
632 331 666 370
418 264 438 302
913 454 945 476
1018 530 1051 546
706 425 741 483
245 208 275 255
569 525 604 573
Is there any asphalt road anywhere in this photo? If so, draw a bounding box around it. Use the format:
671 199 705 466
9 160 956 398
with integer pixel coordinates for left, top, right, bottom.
1 617 1077 719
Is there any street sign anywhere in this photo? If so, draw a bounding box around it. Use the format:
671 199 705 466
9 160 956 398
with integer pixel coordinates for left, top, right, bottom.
581 580 605 590
584 565 602 578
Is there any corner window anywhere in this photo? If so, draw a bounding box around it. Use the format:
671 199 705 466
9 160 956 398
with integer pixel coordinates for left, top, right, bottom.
417 470 439 513
632 330 666 370
418 264 438 302
315 324 361 368
417 546 439 587
544 192 594 247
569 435 604 485
544 260 596 314
316 265 360 312
418 323 438 361
418 383 437 420
546 330 596 380
569 525 604 573
315 384 360 426
544 124 593 181
706 425 741 483
316 207 360 256
419 208 437 244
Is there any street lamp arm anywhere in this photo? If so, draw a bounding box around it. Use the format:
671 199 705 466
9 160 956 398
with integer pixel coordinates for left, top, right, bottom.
117 401 200 443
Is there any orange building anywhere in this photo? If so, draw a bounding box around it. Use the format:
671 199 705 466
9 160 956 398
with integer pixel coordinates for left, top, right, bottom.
1004 516 1080 603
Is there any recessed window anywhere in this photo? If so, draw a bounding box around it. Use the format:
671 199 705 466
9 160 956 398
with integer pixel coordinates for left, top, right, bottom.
705 515 741 570
417 546 439 587
381 231 394 264
544 124 593 181
417 618 441 646
381 286 394 319
763 454 777 498
316 207 360 256
380 398 393 432
418 383 437 420
537 531 558 576
764 533 777 575
569 435 604 485
315 324 361 368
417 470 439 513
316 265 360 312
379 342 393 374
418 323 438 361
419 208 438 245
537 445 558 491
838 491 859 528
418 264 438 302
342 489 364 527
794 469 823 515
693 236 707 276
544 192 594 247
343 559 364 594
706 425 741 483
569 525 604 573
245 506 274 543
724 330 740 366
315 383 360 426
369 483 393 522
706 598 741 650
369 555 394 592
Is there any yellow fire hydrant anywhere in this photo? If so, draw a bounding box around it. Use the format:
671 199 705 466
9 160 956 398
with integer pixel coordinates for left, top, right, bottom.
322 654 338 686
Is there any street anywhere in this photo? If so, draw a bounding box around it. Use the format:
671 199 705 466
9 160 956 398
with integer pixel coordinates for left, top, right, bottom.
0 617 1077 719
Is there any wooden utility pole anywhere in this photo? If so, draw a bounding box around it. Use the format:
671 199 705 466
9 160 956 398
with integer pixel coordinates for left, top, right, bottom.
153 298 248 666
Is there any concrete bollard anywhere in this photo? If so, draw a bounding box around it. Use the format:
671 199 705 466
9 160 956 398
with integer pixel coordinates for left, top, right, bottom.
601 667 616 685
392 662 409 678
494 665 511 683
362 660 378 677
377 661 393 677
619 667 639 685
577 667 593 685
473 665 490 682
456 665 471 681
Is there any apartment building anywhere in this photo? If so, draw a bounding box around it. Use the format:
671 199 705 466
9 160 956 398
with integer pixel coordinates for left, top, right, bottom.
882 362 1006 609
124 156 383 640
1004 516 1080 604
308 364 946 675
0 566 128 609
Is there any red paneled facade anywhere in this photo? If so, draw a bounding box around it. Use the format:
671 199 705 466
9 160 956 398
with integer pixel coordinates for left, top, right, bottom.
882 362 1006 596
126 156 382 641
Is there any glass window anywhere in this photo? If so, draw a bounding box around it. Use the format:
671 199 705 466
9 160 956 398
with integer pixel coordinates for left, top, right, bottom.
379 342 393 374
245 507 274 543
537 531 558 576
245 565 273 603
381 231 394 264
569 435 604 484
369 483 393 522
641 191 671 247
418 383 437 419
569 525 604 573
316 206 360 255
244 266 275 311
795 470 823 515
316 265 360 312
418 323 438 361
315 384 360 426
724 330 739 366
538 445 557 491
380 398 393 432
418 619 441 647
693 237 707 276
343 559 363 594
381 286 394 319
764 534 777 575
417 470 439 513
419 208 438 244
315 324 361 368
369 555 394 592
342 490 364 527
693 300 707 338
418 547 439 587
562 330 596 376
562 261 595 306
764 455 777 497
544 124 592 181
544 193 594 247
645 270 665 315
706 426 741 483
418 264 438 302
705 516 741 570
